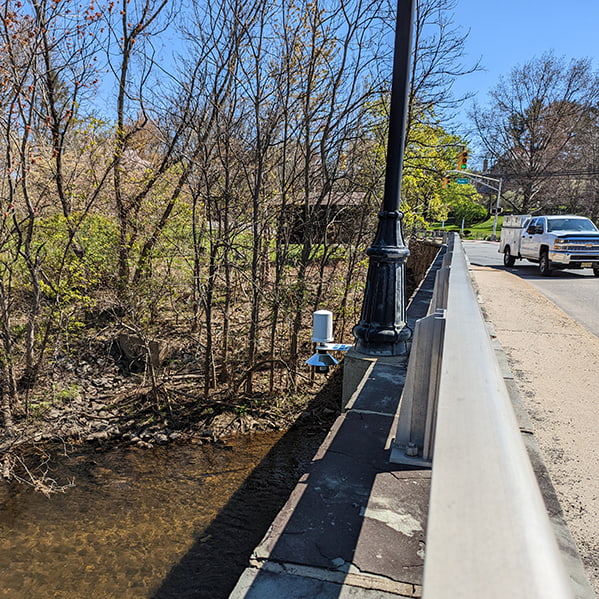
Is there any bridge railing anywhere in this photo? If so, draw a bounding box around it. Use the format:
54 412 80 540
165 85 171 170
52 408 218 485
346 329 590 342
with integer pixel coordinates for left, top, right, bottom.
420 234 574 598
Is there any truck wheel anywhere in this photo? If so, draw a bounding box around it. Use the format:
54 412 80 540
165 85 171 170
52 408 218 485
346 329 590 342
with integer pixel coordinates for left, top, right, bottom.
539 251 552 276
503 246 516 267
593 268 599 278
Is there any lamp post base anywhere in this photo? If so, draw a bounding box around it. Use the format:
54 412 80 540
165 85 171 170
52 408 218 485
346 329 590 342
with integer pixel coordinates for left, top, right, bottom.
352 210 412 356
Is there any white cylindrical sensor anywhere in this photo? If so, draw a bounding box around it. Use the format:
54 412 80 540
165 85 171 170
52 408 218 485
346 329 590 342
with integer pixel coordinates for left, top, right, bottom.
312 310 334 343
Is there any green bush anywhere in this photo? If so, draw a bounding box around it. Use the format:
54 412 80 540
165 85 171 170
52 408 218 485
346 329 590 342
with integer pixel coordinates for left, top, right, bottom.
35 212 120 292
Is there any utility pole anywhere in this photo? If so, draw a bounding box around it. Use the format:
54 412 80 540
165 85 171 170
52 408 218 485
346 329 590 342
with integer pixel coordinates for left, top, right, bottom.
352 0 414 356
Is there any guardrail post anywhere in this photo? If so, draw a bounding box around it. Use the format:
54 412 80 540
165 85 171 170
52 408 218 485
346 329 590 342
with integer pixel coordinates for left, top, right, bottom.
427 234 454 314
429 266 449 314
390 308 446 467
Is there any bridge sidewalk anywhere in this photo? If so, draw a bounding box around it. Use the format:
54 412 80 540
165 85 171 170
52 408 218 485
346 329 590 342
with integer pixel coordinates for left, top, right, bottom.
228 250 446 599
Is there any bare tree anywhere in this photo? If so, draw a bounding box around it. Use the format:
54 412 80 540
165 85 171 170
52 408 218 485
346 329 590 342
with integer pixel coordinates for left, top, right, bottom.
178 0 389 394
0 0 105 399
540 106 599 220
104 0 174 289
408 0 480 125
31 0 104 220
471 52 599 213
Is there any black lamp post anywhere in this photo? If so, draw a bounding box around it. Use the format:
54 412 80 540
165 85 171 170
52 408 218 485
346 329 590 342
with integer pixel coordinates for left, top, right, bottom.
352 0 414 356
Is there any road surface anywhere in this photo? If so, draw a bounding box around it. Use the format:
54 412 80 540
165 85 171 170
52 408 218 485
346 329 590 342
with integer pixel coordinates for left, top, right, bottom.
464 240 599 338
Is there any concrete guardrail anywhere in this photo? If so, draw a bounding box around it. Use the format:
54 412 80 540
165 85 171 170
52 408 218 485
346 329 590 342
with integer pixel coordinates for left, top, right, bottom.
421 233 574 598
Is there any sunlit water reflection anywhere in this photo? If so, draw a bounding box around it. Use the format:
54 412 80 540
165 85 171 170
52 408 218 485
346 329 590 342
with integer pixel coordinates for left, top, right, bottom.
0 431 306 599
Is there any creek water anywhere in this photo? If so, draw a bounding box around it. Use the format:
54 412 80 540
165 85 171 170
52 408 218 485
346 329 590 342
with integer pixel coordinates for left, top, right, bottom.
0 428 322 599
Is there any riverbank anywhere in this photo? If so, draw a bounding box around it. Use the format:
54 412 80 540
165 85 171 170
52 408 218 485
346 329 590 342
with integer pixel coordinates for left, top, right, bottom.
0 362 345 492
0 239 441 492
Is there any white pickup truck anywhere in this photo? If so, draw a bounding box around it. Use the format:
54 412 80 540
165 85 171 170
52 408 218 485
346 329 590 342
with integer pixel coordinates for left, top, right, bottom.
499 214 599 276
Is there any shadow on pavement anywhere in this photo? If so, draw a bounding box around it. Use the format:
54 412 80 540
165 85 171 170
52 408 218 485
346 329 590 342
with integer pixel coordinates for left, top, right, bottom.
469 259 596 281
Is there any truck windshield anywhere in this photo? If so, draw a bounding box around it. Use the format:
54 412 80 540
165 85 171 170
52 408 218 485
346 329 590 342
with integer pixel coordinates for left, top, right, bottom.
546 218 598 232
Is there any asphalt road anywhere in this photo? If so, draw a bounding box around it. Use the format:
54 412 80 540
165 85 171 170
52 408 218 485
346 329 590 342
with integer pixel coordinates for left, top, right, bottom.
464 240 599 338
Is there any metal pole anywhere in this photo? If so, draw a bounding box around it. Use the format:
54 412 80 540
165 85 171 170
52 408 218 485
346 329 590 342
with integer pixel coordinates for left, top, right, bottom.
352 0 415 355
382 0 414 213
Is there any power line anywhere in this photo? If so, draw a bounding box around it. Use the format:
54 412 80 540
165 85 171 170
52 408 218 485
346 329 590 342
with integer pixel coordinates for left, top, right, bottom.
490 169 599 179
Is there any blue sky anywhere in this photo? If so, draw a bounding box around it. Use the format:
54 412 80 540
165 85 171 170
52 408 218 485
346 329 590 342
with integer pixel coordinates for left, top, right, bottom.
449 0 599 123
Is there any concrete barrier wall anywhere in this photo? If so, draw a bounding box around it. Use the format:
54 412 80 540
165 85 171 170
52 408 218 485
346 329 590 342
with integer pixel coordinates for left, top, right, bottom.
422 235 574 599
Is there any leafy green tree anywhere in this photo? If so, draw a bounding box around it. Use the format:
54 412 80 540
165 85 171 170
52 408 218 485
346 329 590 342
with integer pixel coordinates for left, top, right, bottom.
402 117 466 228
363 98 467 229
443 182 485 226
